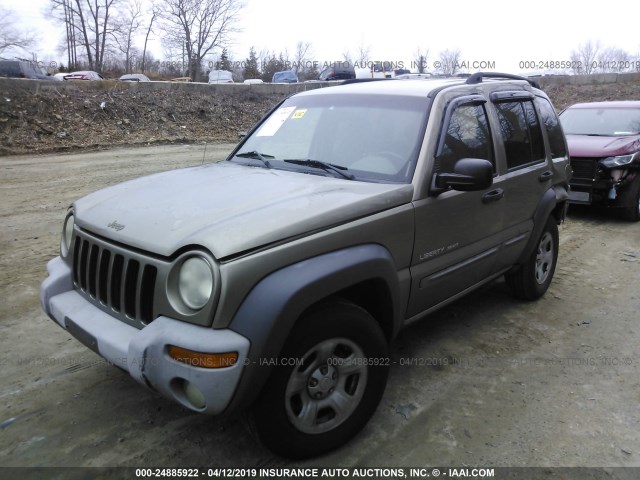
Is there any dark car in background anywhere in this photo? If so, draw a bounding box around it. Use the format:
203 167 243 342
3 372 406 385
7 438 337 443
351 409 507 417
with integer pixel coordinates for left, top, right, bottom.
560 101 640 221
318 62 356 81
0 60 48 80
271 70 298 83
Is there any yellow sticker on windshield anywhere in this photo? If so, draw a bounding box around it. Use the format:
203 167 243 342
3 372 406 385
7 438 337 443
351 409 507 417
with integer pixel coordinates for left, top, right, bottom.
292 109 307 119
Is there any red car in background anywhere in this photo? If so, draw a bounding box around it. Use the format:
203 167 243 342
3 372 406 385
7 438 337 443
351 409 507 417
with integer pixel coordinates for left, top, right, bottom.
560 101 640 221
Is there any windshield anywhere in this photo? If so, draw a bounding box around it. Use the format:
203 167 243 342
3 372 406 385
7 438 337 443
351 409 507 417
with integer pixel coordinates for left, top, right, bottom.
230 93 429 183
560 107 640 136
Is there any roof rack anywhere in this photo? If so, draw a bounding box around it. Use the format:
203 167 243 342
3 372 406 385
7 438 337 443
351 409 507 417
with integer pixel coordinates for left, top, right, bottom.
465 72 540 89
340 78 393 85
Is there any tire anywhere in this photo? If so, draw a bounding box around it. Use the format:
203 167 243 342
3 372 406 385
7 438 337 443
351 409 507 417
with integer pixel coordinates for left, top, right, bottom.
619 176 640 222
505 216 559 301
250 300 389 459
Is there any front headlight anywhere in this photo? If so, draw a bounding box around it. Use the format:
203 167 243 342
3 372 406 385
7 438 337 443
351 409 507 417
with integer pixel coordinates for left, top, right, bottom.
61 213 75 257
599 153 636 168
178 256 214 310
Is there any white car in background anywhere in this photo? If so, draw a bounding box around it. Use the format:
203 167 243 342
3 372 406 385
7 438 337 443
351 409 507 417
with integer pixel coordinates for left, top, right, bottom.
208 70 233 83
119 73 150 82
64 70 103 81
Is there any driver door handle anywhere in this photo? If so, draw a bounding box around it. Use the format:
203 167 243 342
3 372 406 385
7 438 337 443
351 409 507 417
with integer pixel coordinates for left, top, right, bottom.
539 170 553 182
482 188 504 204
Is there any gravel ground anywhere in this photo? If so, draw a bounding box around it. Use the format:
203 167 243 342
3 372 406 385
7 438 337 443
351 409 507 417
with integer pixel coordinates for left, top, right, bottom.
0 145 638 477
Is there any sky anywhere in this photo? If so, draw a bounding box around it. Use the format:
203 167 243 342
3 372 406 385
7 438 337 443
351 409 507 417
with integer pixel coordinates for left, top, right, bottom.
3 0 640 74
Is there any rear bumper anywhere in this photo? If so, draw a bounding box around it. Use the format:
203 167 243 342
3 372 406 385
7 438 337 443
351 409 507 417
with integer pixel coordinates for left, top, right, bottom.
40 257 250 415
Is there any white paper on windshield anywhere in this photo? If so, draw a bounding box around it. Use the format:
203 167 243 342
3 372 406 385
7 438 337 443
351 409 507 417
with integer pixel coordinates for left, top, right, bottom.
256 106 296 136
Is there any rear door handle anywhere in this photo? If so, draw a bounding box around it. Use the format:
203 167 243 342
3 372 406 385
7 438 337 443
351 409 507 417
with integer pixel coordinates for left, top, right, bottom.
539 170 553 182
482 188 504 204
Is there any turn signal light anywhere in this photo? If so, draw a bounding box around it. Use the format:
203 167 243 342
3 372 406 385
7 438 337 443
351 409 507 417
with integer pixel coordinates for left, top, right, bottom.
168 346 238 369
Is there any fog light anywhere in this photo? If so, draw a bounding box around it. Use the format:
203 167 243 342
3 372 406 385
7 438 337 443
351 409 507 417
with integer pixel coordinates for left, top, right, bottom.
184 381 206 409
168 345 238 369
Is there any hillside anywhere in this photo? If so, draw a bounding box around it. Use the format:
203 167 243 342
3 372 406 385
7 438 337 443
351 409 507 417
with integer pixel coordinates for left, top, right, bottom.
1 78 639 156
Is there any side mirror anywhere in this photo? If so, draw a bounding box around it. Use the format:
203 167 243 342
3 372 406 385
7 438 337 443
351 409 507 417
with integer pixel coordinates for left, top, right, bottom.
433 158 493 192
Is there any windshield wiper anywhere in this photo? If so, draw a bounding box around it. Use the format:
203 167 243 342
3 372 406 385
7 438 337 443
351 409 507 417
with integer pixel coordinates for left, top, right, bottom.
283 159 355 180
235 150 274 167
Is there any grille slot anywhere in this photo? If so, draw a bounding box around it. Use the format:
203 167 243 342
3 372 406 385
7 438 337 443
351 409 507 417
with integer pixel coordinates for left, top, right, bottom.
72 232 158 325
570 157 599 180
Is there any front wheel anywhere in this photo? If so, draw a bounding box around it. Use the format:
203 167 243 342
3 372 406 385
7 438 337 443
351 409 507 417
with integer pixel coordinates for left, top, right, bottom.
250 300 389 459
506 216 559 300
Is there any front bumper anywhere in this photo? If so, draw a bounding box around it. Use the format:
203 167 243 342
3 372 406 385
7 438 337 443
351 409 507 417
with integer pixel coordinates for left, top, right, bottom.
40 256 250 415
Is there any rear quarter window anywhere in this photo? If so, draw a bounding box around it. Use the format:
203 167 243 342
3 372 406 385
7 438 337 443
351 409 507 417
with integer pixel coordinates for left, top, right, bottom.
535 97 567 158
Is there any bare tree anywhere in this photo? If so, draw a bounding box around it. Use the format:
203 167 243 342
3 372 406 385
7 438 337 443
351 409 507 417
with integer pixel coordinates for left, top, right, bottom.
141 3 160 73
354 41 371 68
595 47 631 73
293 41 317 80
50 0 78 69
0 7 38 54
438 49 461 76
51 0 119 71
413 47 429 73
158 0 244 81
77 0 119 71
113 0 143 73
570 39 601 75
293 41 311 69
341 50 353 65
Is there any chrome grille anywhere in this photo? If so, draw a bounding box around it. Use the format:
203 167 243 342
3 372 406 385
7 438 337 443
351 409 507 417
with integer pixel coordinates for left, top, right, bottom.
72 230 158 325
570 157 599 180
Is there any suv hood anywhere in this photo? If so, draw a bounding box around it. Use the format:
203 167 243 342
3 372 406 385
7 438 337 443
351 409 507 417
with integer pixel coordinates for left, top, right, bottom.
73 162 413 259
565 133 640 158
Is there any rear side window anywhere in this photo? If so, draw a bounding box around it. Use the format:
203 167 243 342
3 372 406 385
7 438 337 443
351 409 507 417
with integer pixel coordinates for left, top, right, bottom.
495 100 545 170
535 97 567 158
436 103 494 173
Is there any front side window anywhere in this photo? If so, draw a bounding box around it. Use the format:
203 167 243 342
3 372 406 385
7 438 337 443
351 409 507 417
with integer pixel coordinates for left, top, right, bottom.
436 103 494 174
495 100 545 170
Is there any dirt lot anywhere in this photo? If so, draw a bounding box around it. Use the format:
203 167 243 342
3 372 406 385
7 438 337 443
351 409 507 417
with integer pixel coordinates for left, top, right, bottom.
0 145 639 476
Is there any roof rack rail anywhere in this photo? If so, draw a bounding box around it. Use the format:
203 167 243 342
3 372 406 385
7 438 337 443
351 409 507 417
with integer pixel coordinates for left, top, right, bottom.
341 78 393 85
465 72 540 89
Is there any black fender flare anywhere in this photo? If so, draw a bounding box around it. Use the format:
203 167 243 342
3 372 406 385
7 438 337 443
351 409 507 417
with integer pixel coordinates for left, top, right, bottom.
225 244 401 413
517 187 563 265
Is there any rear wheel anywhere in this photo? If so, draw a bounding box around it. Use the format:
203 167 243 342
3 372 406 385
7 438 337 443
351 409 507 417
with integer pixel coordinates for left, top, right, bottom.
619 176 640 222
250 300 389 459
506 216 559 300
